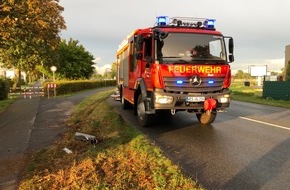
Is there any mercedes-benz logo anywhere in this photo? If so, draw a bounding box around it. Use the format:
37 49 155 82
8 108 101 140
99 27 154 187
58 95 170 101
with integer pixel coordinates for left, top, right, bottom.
190 75 202 86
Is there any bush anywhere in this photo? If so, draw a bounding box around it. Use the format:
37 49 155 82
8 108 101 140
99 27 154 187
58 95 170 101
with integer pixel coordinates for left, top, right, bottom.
43 80 116 96
0 77 11 100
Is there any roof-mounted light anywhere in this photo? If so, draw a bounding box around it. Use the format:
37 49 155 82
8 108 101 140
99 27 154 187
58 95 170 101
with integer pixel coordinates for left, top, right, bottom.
205 19 216 29
155 16 216 29
156 16 168 26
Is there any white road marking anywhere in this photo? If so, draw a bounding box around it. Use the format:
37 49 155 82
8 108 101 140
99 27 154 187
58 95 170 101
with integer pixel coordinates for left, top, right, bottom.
239 116 290 131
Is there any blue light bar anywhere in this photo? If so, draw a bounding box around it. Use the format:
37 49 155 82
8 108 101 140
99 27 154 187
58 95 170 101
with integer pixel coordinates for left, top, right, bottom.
205 19 215 29
157 16 168 26
208 80 215 84
176 80 183 84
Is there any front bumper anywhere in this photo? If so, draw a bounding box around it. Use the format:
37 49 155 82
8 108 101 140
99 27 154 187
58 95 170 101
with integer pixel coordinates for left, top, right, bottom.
153 88 230 111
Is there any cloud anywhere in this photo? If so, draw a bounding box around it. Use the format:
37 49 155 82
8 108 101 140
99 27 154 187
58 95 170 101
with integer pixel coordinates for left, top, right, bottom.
59 0 290 71
93 57 101 64
93 64 112 75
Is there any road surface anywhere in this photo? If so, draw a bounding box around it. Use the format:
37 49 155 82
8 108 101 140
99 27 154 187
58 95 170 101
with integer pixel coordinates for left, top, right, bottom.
109 99 290 190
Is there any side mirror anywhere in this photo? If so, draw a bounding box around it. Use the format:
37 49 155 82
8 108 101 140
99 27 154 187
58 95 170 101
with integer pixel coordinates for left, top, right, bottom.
224 36 234 63
229 38 234 54
229 54 234 62
160 31 168 39
154 28 168 40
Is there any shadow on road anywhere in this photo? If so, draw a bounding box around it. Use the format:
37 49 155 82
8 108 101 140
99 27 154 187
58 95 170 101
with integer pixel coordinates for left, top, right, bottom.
222 137 290 189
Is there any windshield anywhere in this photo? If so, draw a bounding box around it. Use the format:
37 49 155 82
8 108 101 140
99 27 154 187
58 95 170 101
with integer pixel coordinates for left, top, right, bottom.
156 33 226 64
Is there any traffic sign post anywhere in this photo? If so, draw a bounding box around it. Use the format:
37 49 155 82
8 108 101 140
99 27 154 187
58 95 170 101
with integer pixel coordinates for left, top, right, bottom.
47 83 57 98
54 83 56 97
47 84 50 99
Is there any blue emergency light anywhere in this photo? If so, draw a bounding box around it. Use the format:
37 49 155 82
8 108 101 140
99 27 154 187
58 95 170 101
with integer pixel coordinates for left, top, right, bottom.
157 16 168 26
208 80 215 84
176 80 184 84
205 19 215 29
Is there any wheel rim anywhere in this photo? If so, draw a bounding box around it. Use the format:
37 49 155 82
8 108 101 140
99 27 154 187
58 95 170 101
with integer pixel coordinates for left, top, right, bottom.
137 101 145 121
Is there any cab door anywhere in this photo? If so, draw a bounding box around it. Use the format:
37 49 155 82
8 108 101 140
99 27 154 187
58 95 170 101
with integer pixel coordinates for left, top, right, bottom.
128 35 141 89
142 35 154 90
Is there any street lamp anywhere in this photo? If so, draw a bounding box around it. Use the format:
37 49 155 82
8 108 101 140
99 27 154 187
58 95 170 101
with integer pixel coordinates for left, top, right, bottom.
50 66 57 82
50 66 57 98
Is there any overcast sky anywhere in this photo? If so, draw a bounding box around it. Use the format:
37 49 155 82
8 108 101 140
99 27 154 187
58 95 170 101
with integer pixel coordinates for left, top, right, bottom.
59 0 290 72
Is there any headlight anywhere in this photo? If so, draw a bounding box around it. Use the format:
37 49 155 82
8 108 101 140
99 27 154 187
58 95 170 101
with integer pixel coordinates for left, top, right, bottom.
155 95 173 104
218 94 230 103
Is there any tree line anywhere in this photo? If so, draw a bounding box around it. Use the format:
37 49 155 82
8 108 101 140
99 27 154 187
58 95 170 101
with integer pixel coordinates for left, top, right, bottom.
0 0 97 86
233 69 287 80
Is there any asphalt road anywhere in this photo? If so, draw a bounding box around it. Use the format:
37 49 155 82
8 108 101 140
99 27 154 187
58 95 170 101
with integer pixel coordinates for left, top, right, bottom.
109 99 290 190
0 87 114 190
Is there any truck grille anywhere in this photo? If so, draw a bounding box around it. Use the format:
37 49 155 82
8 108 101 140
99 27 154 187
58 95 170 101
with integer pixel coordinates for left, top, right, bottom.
163 76 225 93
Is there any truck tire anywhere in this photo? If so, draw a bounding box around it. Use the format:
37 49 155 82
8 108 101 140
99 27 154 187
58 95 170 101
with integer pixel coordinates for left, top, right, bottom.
196 110 217 125
137 94 152 127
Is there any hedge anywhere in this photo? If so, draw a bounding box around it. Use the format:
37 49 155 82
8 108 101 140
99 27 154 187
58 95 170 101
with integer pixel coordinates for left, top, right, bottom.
0 78 10 100
43 80 116 96
263 81 290 100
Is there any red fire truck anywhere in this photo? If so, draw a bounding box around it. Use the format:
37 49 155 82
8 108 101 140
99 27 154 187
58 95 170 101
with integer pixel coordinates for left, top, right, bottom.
116 16 234 126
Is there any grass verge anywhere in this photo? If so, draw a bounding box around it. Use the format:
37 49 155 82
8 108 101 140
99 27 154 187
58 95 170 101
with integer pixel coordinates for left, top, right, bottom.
230 81 290 109
0 98 15 113
19 90 201 190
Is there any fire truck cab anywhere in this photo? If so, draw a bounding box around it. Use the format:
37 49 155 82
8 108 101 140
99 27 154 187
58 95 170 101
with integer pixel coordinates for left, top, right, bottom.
116 16 234 127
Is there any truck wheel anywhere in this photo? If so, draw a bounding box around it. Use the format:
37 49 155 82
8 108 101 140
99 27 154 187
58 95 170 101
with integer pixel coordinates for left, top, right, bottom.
196 110 217 125
137 94 152 127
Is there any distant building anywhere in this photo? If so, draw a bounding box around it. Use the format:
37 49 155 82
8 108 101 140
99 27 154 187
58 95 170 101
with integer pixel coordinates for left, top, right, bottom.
0 67 26 79
285 45 290 79
0 67 15 78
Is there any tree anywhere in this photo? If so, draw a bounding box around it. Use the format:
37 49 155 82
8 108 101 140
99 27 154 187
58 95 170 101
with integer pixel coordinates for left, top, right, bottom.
0 0 66 85
234 70 252 79
111 62 117 79
234 70 245 79
286 61 290 81
56 39 95 80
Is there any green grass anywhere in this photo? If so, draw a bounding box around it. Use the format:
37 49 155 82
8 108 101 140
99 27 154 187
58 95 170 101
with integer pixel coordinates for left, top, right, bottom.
19 89 201 190
0 98 15 113
230 80 290 109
